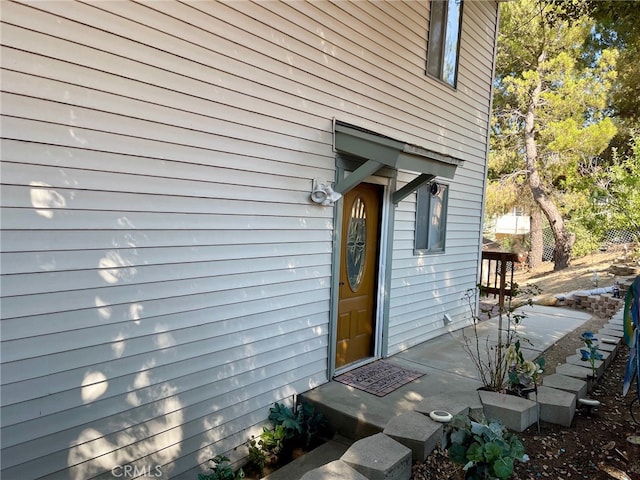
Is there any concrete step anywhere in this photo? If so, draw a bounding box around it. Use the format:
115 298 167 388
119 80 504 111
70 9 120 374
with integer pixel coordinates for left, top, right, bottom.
383 411 442 462
262 436 352 480
301 382 386 441
300 460 367 480
341 433 412 480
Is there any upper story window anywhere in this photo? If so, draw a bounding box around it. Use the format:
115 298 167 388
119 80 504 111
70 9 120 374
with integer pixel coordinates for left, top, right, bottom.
426 0 463 87
415 182 448 254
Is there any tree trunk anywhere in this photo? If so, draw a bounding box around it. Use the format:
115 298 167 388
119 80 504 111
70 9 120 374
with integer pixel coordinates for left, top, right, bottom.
524 51 574 271
529 209 543 269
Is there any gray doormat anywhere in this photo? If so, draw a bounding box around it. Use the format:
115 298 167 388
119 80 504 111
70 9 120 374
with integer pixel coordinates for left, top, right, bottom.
334 360 425 397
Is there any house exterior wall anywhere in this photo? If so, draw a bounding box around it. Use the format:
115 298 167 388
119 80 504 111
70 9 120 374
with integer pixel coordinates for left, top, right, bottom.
0 1 498 479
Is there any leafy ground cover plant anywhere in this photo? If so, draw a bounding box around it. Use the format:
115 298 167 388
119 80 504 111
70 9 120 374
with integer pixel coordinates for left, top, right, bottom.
444 415 529 480
244 400 329 477
198 455 244 480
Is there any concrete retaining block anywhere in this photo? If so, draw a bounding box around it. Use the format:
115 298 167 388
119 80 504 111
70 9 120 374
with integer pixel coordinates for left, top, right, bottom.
566 353 605 377
599 327 624 338
574 347 614 368
605 322 624 332
478 390 538 432
597 341 619 352
300 460 369 480
383 411 441 462
542 374 587 399
414 391 481 418
535 386 576 427
341 433 411 480
555 363 595 381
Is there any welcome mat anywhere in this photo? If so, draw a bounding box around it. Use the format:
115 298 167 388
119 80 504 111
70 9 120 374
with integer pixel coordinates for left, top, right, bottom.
334 360 425 397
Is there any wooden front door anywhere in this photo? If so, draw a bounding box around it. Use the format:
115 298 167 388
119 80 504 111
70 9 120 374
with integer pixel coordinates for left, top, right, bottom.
336 182 382 369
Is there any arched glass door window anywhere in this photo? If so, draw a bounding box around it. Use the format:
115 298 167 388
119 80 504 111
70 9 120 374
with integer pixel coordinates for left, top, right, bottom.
346 196 366 291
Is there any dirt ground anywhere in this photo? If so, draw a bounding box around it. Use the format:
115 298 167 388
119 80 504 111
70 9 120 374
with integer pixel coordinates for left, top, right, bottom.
412 249 640 480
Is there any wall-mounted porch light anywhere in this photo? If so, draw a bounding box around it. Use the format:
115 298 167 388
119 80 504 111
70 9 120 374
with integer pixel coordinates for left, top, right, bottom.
310 179 342 206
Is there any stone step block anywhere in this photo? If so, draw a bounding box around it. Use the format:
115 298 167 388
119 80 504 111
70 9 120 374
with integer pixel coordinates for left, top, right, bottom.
535 386 576 427
566 353 605 377
341 433 411 480
478 390 538 432
383 411 441 462
300 460 368 480
542 374 587 399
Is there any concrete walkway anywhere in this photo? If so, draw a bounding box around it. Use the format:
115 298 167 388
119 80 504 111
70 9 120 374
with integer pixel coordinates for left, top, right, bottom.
266 305 594 480
303 305 592 438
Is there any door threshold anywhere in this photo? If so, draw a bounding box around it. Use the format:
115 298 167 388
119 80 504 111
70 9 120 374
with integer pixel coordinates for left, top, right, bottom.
333 356 379 377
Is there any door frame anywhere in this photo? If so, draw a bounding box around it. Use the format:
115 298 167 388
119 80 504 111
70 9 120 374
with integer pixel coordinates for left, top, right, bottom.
328 156 397 376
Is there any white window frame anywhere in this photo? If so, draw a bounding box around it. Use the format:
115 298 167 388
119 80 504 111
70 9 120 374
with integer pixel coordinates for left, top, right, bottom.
426 0 463 88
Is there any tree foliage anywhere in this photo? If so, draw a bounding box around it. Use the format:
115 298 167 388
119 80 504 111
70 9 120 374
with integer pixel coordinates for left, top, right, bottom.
582 132 640 240
490 0 619 269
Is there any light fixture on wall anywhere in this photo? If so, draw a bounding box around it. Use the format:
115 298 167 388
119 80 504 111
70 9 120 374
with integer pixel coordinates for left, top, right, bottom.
430 181 440 196
310 179 342 206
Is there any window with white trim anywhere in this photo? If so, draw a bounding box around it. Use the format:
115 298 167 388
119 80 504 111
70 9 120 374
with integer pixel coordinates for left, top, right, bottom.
426 0 463 87
415 182 448 253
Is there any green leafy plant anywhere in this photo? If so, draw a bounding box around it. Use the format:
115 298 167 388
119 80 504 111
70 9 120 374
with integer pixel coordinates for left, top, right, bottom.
268 401 329 448
245 400 330 476
198 455 244 480
268 402 302 439
444 415 528 480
